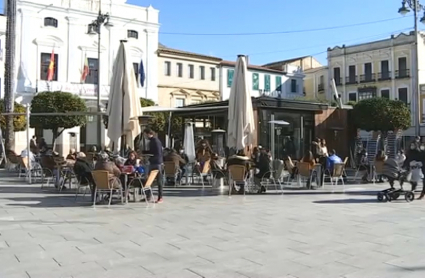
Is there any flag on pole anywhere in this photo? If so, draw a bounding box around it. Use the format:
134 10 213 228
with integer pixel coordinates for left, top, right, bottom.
81 56 89 83
47 49 55 81
139 59 145 87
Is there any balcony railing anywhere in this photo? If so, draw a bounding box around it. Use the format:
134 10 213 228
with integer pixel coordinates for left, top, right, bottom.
334 77 342 86
360 73 376 83
346 75 358 85
378 71 392 80
395 69 410 79
318 83 324 91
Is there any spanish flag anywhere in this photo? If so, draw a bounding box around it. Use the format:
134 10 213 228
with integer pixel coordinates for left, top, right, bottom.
47 49 55 81
81 56 89 83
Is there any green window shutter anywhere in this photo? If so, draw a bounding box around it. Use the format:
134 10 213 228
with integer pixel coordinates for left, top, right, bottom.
275 76 282 91
227 69 234 87
252 73 259 90
264 75 271 91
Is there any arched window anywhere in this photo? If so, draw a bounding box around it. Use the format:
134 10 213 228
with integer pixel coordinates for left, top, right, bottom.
44 17 58 28
127 30 138 39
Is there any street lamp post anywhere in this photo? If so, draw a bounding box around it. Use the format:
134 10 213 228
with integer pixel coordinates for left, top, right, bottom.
398 0 425 136
88 8 113 149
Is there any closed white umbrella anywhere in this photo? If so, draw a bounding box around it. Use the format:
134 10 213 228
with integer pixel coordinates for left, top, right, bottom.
183 123 196 162
107 41 142 152
227 55 255 151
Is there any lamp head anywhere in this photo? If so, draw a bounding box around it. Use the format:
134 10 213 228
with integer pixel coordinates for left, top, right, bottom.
104 14 113 28
398 1 410 16
420 12 425 24
87 24 97 35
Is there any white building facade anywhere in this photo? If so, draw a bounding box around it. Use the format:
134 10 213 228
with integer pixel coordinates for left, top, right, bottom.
2 0 159 153
327 32 425 137
219 60 305 101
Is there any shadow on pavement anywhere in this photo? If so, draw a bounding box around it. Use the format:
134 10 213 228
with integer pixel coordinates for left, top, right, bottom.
313 198 378 204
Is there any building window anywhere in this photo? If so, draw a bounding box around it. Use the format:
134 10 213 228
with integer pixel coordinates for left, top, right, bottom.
210 67 216 81
127 30 138 39
347 65 356 83
380 60 390 79
133 63 139 80
164 61 171 76
290 79 297 93
227 69 234 87
85 58 98 84
175 98 185 107
381 89 390 99
199 66 205 80
398 57 407 77
398 88 408 105
348 92 357 102
44 17 58 28
40 52 58 81
275 76 282 91
188 65 194 79
333 67 341 85
264 75 271 92
252 73 259 90
177 63 183 77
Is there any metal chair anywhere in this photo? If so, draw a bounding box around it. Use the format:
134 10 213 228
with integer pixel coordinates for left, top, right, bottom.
91 170 123 207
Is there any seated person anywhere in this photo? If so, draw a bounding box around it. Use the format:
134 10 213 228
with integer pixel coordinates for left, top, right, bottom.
356 150 370 183
94 151 121 178
283 155 297 179
326 149 342 174
254 150 272 193
300 151 317 189
211 153 225 179
374 150 387 182
124 151 138 166
66 148 77 160
73 152 94 186
227 150 250 170
164 149 186 183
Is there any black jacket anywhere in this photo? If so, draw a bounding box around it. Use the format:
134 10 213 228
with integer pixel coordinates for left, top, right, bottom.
145 137 163 165
73 158 94 184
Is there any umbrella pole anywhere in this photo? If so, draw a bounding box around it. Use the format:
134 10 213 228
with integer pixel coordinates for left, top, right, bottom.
167 111 172 148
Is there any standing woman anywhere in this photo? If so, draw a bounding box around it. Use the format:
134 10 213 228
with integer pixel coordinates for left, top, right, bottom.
313 138 328 186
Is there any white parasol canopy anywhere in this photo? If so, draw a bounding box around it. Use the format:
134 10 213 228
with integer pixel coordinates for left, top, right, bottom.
107 41 142 152
227 55 255 150
183 123 196 162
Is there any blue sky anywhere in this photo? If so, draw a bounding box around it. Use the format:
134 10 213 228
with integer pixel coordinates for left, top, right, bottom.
129 0 417 65
0 0 417 65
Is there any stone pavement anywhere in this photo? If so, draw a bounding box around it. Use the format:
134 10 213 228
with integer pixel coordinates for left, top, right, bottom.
0 173 425 277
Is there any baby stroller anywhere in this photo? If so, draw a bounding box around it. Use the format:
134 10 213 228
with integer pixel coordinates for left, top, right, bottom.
377 158 415 202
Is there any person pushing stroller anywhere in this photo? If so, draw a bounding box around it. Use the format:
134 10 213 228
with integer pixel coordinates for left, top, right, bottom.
402 142 423 191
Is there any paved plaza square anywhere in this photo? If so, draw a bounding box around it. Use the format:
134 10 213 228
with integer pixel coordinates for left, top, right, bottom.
0 173 425 278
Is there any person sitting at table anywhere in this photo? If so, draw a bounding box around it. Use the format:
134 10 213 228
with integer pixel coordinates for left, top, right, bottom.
210 153 225 179
283 155 297 179
196 140 212 174
227 150 250 171
66 148 77 160
94 152 121 178
300 151 317 189
124 151 138 166
73 152 94 193
254 149 271 193
164 149 186 184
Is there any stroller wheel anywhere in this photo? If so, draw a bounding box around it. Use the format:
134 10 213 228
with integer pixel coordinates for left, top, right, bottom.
377 193 384 202
405 191 415 202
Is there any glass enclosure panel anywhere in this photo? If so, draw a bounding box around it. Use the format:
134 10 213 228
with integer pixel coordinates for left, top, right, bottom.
259 109 314 160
